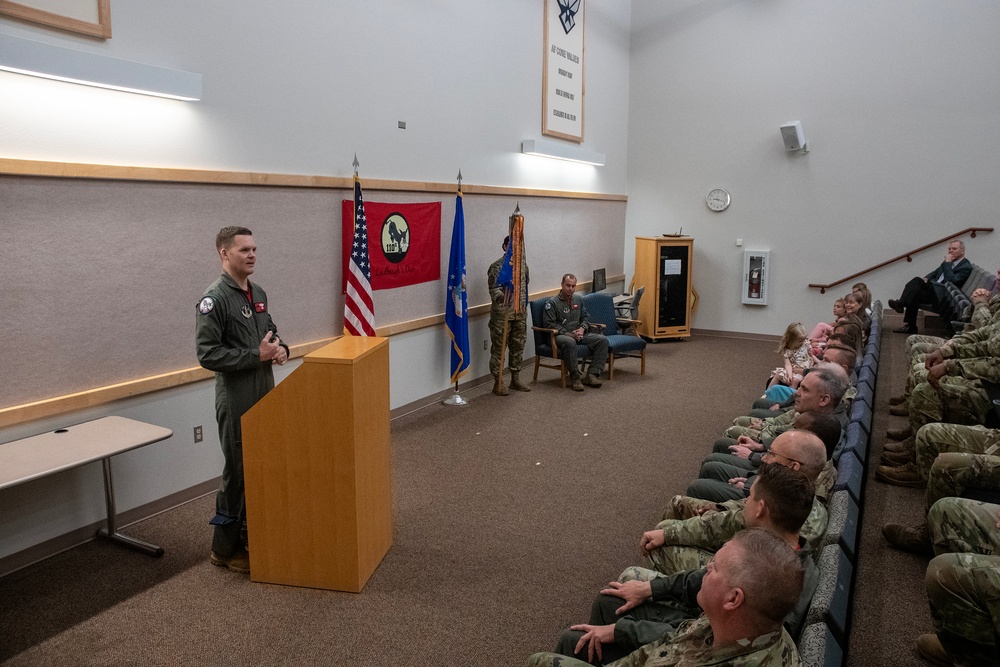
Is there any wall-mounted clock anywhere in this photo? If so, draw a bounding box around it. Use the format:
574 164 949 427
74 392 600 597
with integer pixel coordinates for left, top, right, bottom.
706 188 730 212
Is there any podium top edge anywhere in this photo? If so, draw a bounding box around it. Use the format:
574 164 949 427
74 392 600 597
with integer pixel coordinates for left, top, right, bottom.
303 336 388 364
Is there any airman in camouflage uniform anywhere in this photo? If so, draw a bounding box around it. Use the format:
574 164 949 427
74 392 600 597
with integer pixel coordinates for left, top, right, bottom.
878 422 1000 487
527 530 804 667
487 237 530 395
882 453 1000 555
924 552 1000 666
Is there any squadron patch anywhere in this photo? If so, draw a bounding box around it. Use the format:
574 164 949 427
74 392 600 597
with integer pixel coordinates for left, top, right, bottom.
198 297 214 314
241 304 253 319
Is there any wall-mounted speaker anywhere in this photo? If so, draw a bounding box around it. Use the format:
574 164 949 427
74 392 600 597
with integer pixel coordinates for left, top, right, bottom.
780 121 806 151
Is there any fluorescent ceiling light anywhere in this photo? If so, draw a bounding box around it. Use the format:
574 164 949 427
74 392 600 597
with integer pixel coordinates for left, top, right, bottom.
522 138 605 166
0 34 202 101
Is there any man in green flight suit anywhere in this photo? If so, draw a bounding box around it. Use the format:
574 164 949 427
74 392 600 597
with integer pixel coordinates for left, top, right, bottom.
196 226 289 574
543 274 609 391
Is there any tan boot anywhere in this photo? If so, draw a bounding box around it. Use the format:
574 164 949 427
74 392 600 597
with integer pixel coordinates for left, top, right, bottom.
211 549 250 574
884 435 915 453
875 462 925 488
582 373 602 388
886 425 913 441
916 634 954 666
570 377 585 391
882 522 932 556
888 394 907 405
509 371 531 392
880 449 915 466
492 375 508 396
889 403 909 417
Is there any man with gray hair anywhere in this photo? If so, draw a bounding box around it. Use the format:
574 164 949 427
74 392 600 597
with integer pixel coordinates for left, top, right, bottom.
888 238 971 334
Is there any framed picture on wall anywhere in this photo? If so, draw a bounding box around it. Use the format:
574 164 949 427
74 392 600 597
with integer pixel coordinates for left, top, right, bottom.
542 0 585 142
0 0 111 39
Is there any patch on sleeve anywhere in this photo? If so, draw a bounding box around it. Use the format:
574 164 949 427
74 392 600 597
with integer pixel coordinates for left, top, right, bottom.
198 297 214 314
545 301 553 310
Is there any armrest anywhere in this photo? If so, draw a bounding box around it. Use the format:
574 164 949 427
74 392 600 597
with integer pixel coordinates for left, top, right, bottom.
588 323 606 332
531 326 561 358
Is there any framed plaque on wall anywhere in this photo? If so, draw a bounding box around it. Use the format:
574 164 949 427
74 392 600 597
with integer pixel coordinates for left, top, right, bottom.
542 0 584 142
0 0 111 39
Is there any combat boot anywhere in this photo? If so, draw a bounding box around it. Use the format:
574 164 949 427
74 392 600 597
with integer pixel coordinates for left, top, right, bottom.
888 394 907 406
875 462 925 488
880 448 915 466
886 425 913 441
916 634 954 666
492 375 508 396
883 435 915 453
881 522 933 556
888 403 909 417
570 377 585 391
582 373 602 388
509 371 531 392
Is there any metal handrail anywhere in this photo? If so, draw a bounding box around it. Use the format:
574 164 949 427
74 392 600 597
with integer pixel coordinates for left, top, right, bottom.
808 227 994 294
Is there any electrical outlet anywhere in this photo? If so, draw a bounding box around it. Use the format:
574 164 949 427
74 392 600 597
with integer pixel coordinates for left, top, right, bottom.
194 425 203 443
483 339 489 350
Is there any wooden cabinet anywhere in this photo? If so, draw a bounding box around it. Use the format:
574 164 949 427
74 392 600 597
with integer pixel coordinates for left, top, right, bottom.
634 236 694 339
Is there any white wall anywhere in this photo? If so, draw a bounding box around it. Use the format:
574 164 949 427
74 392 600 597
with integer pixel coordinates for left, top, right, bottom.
0 1 630 562
1 0 631 192
626 0 1000 335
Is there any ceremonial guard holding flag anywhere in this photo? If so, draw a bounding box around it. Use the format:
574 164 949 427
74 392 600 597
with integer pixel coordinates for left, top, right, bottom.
488 234 531 396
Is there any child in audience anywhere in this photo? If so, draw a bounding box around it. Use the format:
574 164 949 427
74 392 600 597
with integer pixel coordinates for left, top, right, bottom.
810 298 846 357
765 322 815 402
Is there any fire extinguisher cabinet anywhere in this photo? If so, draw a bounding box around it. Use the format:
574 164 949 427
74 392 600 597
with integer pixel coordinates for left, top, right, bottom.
742 250 769 306
633 236 694 339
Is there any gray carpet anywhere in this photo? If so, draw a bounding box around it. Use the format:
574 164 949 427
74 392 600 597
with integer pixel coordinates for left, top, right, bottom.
0 330 925 666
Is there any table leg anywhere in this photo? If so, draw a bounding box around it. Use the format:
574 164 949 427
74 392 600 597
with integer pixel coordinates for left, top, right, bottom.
97 457 164 557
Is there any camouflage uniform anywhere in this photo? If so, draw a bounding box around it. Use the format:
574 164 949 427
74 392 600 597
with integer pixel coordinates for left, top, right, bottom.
527 616 801 667
925 552 1000 666
913 423 1000 481
726 386 855 441
927 497 1000 556
646 500 827 574
487 255 528 378
909 376 991 436
926 453 1000 510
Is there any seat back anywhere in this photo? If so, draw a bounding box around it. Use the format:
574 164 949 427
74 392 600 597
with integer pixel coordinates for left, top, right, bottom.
581 292 619 335
529 298 554 353
629 286 645 321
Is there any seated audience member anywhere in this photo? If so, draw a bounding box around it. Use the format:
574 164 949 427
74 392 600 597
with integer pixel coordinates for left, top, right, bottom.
843 292 872 337
549 465 817 666
809 298 846 357
526 529 804 667
725 363 849 442
882 334 999 447
692 414 837 503
882 452 1000 555
542 273 610 391
851 282 873 317
763 322 815 404
888 238 971 335
878 421 1000 488
922 492 1000 665
639 431 829 574
922 551 1000 666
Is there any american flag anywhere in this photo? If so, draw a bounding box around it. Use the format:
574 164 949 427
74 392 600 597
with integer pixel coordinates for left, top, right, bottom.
344 176 376 336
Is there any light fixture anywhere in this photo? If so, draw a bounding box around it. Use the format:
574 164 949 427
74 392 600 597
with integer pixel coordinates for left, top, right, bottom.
0 34 202 101
521 138 605 166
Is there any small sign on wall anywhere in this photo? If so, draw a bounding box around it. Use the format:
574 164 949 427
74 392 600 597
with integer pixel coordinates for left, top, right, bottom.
542 0 585 142
742 250 770 305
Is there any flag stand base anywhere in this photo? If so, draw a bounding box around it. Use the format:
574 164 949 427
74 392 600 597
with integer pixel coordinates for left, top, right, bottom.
442 390 469 406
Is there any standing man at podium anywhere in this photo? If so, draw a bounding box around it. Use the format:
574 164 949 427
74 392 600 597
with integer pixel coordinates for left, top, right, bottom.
196 226 289 574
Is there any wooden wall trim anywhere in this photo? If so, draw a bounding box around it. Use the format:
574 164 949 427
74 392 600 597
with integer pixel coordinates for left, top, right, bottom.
0 157 628 202
0 277 622 429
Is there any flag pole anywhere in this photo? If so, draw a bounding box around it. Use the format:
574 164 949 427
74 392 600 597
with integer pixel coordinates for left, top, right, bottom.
443 169 469 406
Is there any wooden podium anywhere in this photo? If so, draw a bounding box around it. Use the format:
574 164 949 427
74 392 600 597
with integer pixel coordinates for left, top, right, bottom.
242 336 392 592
